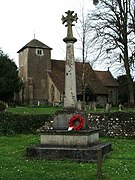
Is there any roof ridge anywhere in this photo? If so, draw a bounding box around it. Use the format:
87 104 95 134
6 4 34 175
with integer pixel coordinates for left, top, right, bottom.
17 39 52 53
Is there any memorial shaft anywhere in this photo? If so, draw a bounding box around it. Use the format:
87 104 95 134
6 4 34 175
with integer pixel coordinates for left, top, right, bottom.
62 10 78 108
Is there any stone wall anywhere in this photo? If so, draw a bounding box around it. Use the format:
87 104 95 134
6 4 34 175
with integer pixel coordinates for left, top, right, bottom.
88 112 135 138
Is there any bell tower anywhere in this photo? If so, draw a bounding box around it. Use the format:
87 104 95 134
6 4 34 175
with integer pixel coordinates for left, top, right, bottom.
17 39 52 104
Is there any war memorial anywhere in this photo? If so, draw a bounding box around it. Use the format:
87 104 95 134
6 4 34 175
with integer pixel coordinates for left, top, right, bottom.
27 10 111 162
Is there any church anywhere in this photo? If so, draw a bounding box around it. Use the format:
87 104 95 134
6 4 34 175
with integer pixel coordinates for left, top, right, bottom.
17 38 119 107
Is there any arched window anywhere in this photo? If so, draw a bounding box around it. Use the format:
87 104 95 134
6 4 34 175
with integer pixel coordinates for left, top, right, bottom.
51 85 55 102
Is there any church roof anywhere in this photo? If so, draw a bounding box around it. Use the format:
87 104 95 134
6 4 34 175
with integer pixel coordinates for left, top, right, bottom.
17 39 52 53
95 70 119 87
48 60 109 95
75 62 108 95
47 60 65 93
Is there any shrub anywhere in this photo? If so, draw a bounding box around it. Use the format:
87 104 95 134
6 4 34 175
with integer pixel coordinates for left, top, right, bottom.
0 112 51 135
0 101 7 111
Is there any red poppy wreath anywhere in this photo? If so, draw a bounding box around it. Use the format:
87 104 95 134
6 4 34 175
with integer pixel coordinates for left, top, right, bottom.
68 114 84 131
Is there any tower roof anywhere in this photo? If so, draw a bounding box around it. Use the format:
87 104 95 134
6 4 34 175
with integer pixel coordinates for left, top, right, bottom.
17 39 52 53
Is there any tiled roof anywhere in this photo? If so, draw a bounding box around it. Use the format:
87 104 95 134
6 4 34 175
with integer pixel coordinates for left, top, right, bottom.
95 70 119 87
48 60 65 92
17 39 52 53
75 62 108 94
48 60 109 95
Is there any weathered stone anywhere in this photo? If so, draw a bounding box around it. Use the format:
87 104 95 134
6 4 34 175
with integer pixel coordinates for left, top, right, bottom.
62 10 78 108
27 142 112 162
40 129 99 147
76 100 82 110
52 109 88 130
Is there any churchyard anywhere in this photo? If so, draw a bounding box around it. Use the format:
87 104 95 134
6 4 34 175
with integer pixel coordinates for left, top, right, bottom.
0 106 135 179
6 105 135 114
1 7 135 179
0 134 135 179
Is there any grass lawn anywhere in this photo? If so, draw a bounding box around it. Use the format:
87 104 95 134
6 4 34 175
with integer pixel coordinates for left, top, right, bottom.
7 106 135 115
6 106 119 115
7 106 62 115
0 134 135 180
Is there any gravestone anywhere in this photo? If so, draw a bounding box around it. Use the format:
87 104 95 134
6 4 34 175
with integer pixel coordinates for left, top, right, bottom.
119 104 123 111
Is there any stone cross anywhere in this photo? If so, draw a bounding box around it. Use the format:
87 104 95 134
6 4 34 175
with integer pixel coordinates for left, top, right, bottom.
62 10 78 42
62 10 78 108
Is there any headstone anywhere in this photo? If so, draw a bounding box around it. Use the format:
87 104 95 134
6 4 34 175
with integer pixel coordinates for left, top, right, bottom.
37 101 40 106
93 102 96 111
119 104 123 111
106 103 111 112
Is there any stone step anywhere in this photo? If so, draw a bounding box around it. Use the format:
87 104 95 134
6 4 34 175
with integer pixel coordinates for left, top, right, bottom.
27 142 111 162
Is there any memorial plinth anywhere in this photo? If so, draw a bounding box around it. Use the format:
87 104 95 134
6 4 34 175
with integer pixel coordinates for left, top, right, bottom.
40 130 99 147
27 128 111 161
52 109 88 129
39 109 99 147
27 108 112 161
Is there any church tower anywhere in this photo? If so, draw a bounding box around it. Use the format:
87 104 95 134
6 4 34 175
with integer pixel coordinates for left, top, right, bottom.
17 39 52 104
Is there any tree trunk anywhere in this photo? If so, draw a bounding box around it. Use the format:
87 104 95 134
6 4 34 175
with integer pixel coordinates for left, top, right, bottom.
124 50 134 105
82 63 85 111
126 67 134 105
123 4 134 105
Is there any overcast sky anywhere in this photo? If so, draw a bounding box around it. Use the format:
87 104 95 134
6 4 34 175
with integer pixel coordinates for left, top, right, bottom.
0 0 94 66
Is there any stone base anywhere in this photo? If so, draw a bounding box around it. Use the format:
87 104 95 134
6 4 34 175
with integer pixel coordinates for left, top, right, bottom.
40 129 99 147
27 142 112 162
26 110 112 162
27 129 112 161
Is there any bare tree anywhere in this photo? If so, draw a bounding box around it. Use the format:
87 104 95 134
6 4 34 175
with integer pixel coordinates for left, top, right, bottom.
90 0 135 104
76 8 94 110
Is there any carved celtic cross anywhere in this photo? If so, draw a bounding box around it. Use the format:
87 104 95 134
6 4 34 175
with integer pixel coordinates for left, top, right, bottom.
62 10 78 27
62 10 78 42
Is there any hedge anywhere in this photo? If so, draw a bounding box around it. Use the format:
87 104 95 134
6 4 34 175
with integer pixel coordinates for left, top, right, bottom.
88 111 135 138
1 111 135 137
0 112 50 135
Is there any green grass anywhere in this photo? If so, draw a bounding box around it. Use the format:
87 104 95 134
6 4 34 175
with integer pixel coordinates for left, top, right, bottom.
6 106 110 114
0 135 135 180
7 106 62 115
6 106 135 115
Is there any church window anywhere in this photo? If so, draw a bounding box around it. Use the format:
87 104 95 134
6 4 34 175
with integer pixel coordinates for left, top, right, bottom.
36 49 44 56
